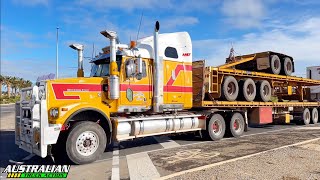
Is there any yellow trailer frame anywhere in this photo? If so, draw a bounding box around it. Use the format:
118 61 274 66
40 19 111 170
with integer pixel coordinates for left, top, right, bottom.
192 60 320 104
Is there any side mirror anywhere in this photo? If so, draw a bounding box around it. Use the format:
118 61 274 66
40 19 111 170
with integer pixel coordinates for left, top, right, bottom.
136 56 143 80
125 59 136 78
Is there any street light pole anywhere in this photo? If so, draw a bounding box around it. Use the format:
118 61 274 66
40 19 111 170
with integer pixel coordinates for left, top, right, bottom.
56 27 59 79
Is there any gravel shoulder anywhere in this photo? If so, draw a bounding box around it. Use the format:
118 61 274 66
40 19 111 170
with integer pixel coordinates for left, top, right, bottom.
168 140 320 180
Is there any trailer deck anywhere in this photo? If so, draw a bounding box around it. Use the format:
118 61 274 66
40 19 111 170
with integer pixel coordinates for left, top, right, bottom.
198 100 320 108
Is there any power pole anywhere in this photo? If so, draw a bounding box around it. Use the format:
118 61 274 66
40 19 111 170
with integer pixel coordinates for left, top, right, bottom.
56 27 59 79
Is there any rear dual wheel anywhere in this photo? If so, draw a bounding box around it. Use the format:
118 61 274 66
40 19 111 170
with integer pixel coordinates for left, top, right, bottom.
239 78 256 102
226 113 245 137
256 80 271 102
301 108 311 125
202 114 226 141
270 55 293 76
281 57 293 76
311 108 319 124
221 76 239 101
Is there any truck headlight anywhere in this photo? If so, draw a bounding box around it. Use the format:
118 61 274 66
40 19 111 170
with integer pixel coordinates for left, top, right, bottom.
49 108 59 118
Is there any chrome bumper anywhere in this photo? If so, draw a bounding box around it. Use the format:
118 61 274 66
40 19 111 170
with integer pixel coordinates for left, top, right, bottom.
15 87 61 158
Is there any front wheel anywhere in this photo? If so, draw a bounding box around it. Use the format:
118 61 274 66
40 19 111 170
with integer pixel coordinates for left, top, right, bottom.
66 121 107 164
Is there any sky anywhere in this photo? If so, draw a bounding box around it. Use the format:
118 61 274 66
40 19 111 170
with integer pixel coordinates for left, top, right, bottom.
1 0 320 81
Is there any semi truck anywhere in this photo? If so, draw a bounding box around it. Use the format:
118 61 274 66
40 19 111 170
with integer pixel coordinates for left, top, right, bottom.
307 66 320 101
15 21 320 164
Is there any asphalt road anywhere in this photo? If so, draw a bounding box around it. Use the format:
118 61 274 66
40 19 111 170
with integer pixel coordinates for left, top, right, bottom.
1 105 319 179
0 104 15 116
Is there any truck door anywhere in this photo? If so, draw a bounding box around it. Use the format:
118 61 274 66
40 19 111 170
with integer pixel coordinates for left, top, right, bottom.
164 61 184 104
119 57 152 111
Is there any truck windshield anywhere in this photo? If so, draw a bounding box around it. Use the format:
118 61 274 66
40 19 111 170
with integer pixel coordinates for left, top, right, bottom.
90 56 122 77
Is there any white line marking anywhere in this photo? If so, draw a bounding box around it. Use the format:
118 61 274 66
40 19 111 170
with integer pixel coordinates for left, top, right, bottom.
22 154 35 161
111 142 120 180
126 152 160 180
8 160 24 165
296 127 320 130
153 136 180 149
299 143 320 151
157 137 320 180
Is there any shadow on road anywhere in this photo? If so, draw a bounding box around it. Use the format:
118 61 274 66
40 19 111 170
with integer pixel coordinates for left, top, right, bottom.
0 130 58 168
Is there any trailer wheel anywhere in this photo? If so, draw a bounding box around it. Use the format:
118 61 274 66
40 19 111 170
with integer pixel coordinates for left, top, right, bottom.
221 76 239 101
226 113 245 137
239 78 256 102
311 108 319 124
301 108 311 125
281 57 293 76
270 55 281 75
256 80 271 102
66 121 107 164
206 114 226 140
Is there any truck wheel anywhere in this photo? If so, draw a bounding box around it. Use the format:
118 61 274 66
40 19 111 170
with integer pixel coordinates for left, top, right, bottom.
270 55 281 75
207 114 226 140
240 78 256 102
226 113 245 137
66 121 107 164
301 108 311 125
281 57 293 76
221 76 239 101
256 80 271 102
311 108 319 124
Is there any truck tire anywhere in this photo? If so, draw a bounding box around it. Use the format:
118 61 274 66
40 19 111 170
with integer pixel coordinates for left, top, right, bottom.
239 78 256 102
66 121 107 164
221 76 239 101
270 55 281 75
301 108 311 125
206 114 226 140
281 57 293 76
226 113 245 137
256 80 271 102
311 108 319 124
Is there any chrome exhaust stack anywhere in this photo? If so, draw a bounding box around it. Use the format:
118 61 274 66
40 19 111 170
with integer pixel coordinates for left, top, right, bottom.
69 44 84 77
101 30 120 100
153 21 163 112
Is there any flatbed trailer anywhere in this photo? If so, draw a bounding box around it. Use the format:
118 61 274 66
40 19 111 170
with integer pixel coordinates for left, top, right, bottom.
224 51 295 76
192 60 320 103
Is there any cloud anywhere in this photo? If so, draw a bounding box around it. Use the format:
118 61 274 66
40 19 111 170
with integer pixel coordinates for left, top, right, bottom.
12 0 50 6
77 0 173 11
221 0 265 29
193 17 320 75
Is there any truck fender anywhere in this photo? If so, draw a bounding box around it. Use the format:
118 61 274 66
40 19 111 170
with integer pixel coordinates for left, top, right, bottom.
64 108 112 133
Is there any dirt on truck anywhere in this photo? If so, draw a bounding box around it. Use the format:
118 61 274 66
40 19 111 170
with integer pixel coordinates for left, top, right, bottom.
15 21 320 164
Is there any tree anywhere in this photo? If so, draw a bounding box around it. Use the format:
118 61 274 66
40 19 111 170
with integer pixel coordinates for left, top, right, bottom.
11 77 18 96
0 75 4 96
4 76 13 97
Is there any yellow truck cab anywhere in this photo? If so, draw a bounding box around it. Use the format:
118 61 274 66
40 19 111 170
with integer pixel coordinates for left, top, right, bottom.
16 22 200 164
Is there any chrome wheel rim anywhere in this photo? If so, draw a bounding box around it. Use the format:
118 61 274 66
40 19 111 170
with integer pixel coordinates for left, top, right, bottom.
76 131 99 156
